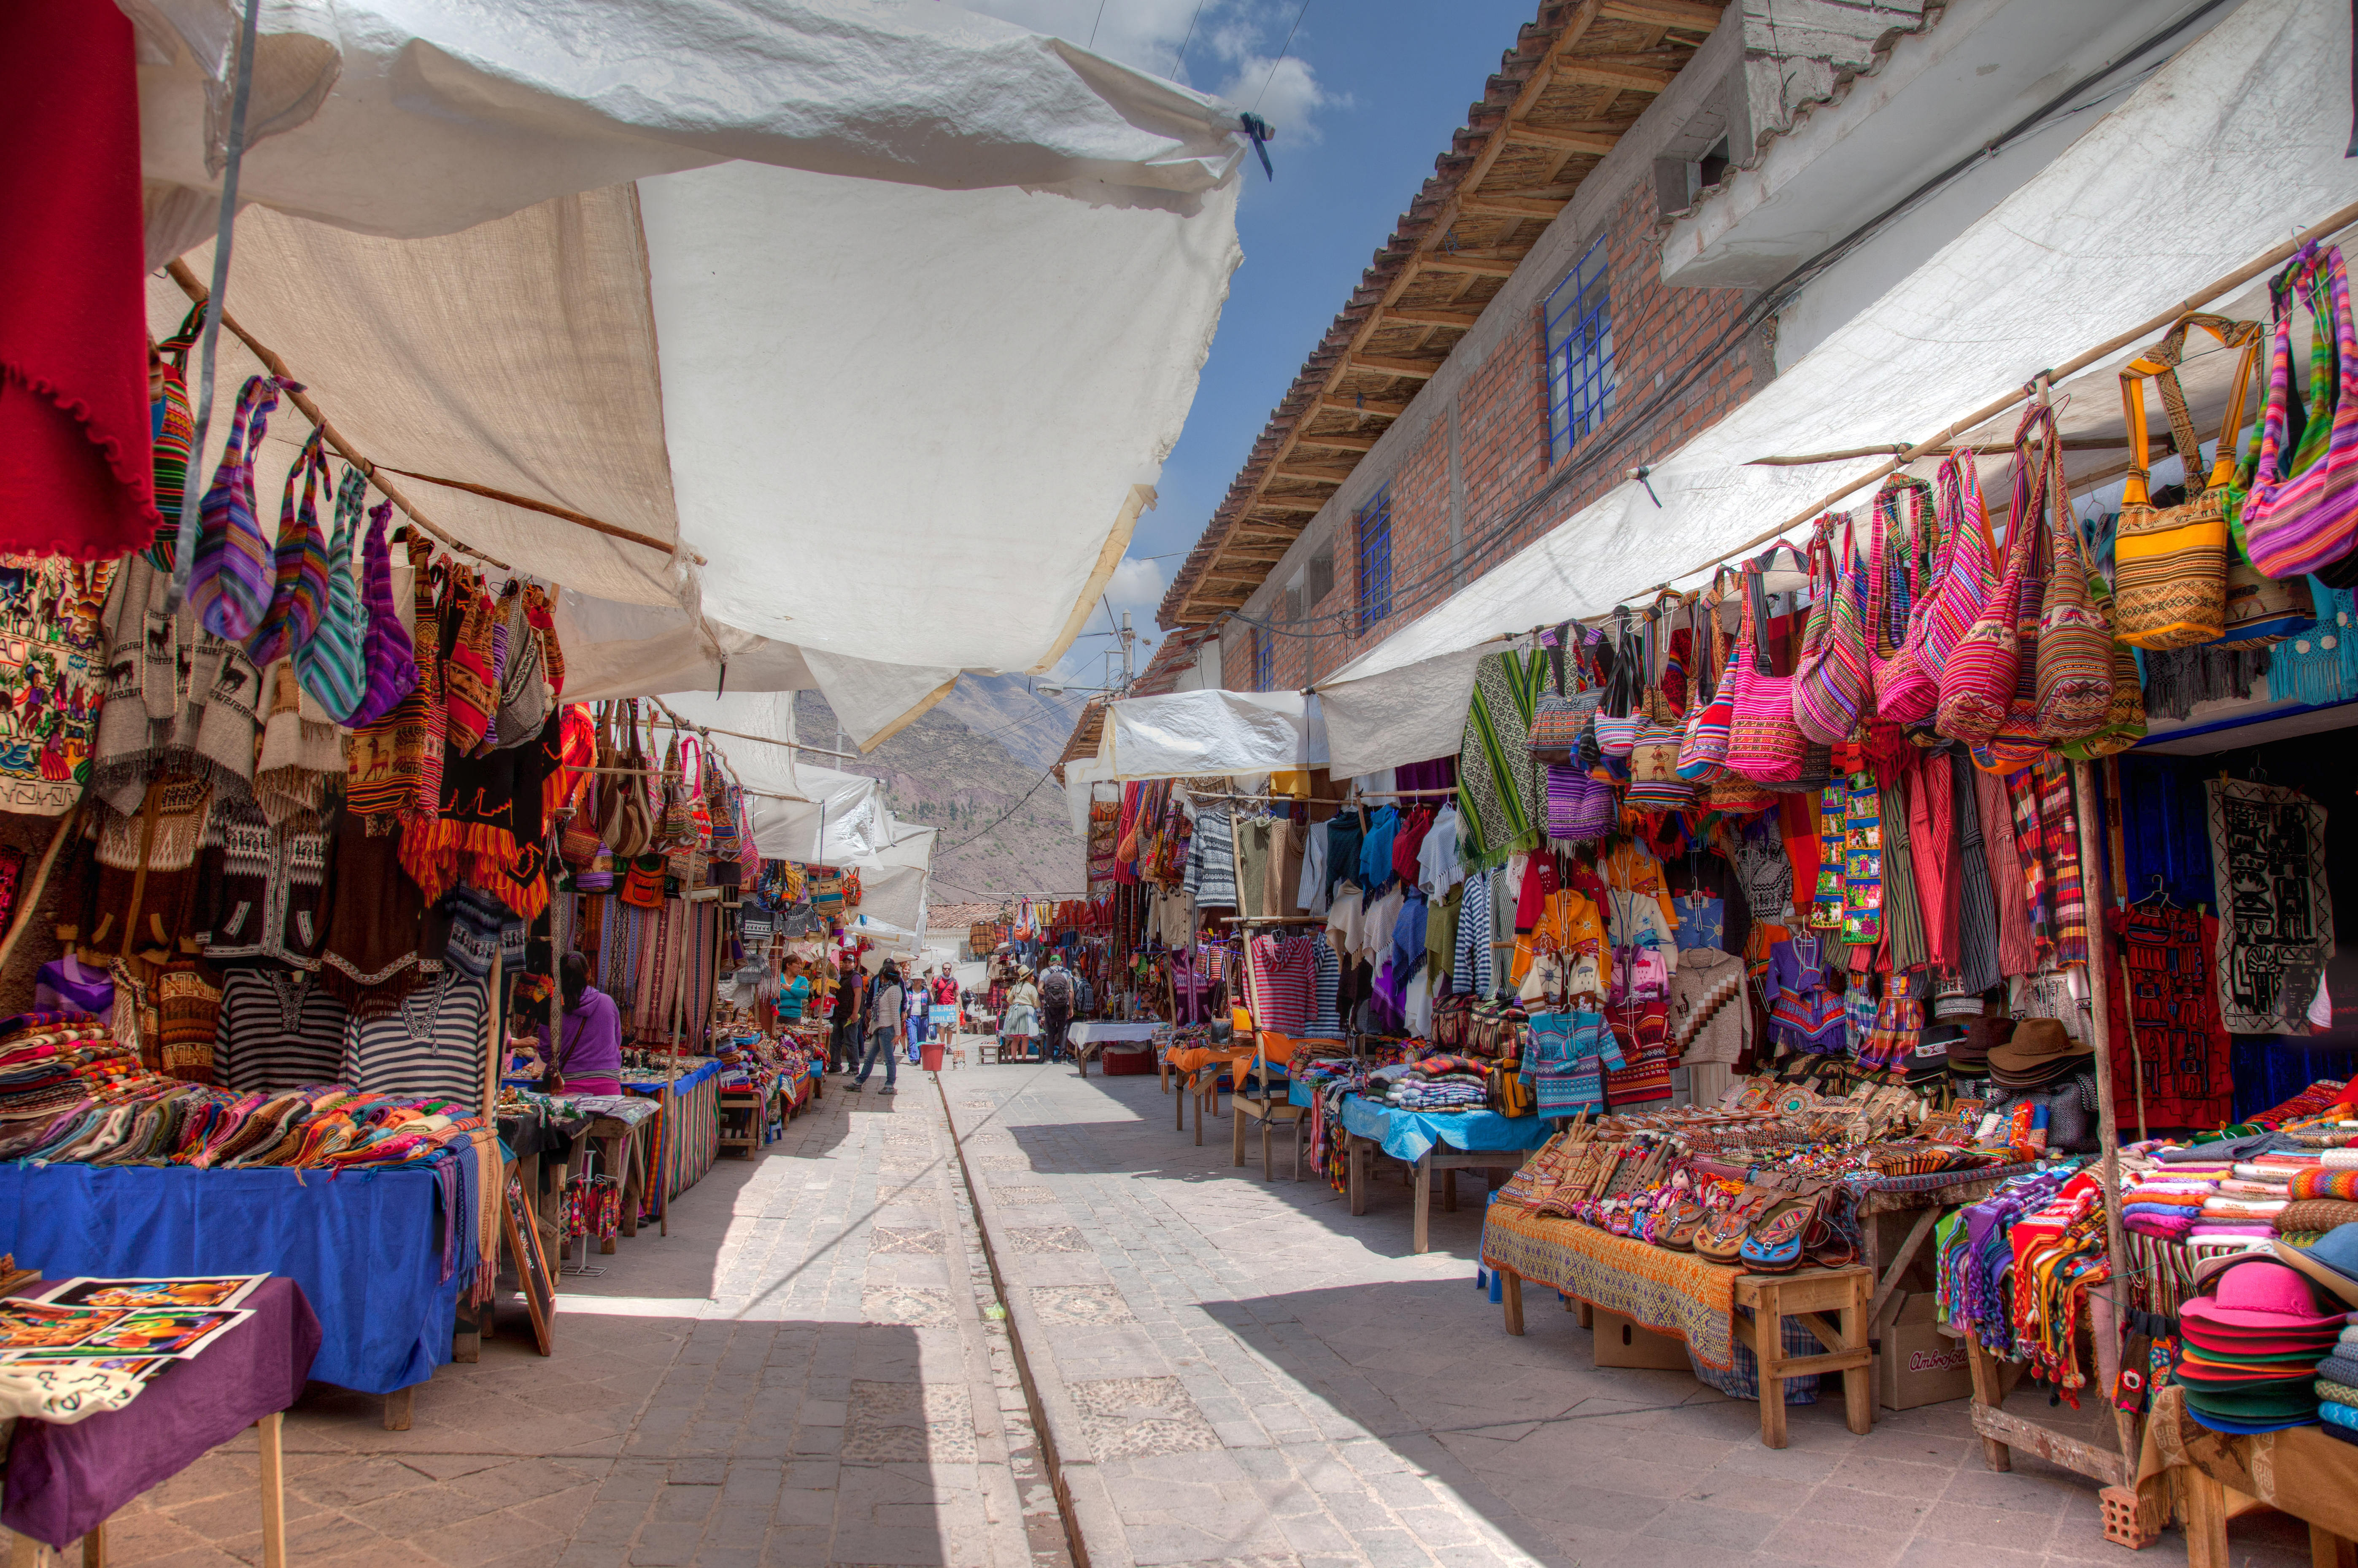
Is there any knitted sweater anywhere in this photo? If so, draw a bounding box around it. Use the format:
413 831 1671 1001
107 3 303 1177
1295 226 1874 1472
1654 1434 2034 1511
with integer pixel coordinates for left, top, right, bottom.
1669 946 1749 1066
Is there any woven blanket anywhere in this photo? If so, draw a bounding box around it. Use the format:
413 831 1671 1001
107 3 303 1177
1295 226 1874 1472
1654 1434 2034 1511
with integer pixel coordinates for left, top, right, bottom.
1456 651 1544 872
1481 1204 1738 1369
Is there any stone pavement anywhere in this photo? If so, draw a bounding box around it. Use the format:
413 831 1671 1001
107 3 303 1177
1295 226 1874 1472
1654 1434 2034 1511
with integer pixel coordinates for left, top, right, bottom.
77 1068 1064 1568
944 1059 2318 1568
46 1048 2327 1568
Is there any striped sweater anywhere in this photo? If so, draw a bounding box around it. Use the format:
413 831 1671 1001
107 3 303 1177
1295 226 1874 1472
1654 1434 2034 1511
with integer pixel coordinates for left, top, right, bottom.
1669 947 1749 1067
215 969 349 1093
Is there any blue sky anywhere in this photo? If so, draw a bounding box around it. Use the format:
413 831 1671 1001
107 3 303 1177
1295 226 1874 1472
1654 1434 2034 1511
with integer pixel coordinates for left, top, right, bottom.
949 0 1541 682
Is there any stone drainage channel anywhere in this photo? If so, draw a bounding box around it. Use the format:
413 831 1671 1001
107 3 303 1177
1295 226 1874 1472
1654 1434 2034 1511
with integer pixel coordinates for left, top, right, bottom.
929 1060 1089 1568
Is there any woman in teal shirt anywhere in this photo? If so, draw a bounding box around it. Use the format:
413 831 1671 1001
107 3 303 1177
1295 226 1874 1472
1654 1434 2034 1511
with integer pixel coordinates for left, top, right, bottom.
778 958 813 1024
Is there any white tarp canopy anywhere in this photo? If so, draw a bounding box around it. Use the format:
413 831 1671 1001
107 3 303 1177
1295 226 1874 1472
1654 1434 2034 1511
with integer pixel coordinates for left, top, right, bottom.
751 763 895 865
134 0 1245 744
654 690 802 803
1327 0 2358 687
1107 689 1325 779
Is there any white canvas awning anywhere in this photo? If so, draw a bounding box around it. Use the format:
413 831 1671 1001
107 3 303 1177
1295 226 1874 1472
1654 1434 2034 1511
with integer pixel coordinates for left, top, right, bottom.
1106 689 1325 779
136 0 1244 742
1327 0 2358 687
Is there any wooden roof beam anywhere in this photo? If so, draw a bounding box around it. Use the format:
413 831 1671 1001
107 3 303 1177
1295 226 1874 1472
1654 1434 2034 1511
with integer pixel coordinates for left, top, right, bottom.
1503 125 1619 156
1294 431 1382 450
1555 59 1673 92
1269 466 1350 483
1601 0 1724 32
1383 307 1481 329
1314 395 1410 418
1349 355 1442 380
1413 253 1521 277
1458 194 1570 219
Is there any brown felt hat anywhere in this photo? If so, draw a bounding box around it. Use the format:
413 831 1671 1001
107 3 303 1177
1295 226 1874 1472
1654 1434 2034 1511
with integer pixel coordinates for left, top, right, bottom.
1986 1018 2092 1073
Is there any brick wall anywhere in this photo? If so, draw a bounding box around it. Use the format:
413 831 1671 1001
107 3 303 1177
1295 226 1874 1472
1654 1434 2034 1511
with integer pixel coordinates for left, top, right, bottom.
1254 178 1769 694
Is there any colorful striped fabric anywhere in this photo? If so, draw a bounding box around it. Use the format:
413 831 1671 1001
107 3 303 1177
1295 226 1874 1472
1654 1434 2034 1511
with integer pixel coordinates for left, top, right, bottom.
348 499 417 725
1792 519 1872 745
190 375 281 645
1891 452 1994 724
1457 650 1545 869
147 303 204 563
295 466 371 721
250 427 333 665
1725 557 1810 782
2246 245 2358 579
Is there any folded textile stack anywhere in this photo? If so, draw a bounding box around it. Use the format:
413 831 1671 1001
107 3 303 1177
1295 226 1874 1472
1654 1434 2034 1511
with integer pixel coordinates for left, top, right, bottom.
2320 1322 2358 1447
1388 1076 1488 1111
2119 1166 2214 1241
2196 1155 2316 1238
2173 1258 2348 1435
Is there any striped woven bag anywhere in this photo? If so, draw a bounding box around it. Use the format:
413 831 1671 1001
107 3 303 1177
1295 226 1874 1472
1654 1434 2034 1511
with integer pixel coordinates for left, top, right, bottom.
2112 314 2256 647
1884 451 1994 726
2245 244 2358 579
293 465 371 721
346 498 418 726
1791 517 1871 745
2032 425 2116 742
1862 477 1934 711
1677 569 1737 781
189 374 283 646
1935 405 2047 744
249 426 333 666
1724 556 1810 783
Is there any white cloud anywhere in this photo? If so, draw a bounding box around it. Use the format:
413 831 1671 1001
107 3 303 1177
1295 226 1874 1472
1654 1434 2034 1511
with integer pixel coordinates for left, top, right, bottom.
1106 554 1165 605
1039 552 1167 689
943 0 1338 138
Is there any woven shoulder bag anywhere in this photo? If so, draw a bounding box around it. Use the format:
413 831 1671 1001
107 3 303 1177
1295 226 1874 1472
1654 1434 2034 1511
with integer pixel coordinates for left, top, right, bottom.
293 465 370 722
1724 553 1810 783
2033 444 2116 741
1862 476 1935 715
189 374 283 647
1526 622 1600 762
1791 516 1871 746
2113 313 2260 647
1676 569 1737 782
248 426 333 667
2058 547 2148 762
1935 405 2047 744
2245 245 2358 579
1592 610 1642 757
1888 452 1996 727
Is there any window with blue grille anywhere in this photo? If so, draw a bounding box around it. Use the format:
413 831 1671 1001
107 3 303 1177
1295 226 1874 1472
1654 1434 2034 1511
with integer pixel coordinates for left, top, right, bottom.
1253 625 1272 691
1354 485 1392 633
1545 234 1615 463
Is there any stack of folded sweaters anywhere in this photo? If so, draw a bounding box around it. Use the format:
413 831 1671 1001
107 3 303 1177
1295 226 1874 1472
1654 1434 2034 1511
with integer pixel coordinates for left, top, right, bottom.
2320 1320 2358 1447
1373 1055 1492 1113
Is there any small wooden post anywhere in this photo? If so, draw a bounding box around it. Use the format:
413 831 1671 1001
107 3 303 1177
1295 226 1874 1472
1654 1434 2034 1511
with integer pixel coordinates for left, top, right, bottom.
255 1412 285 1568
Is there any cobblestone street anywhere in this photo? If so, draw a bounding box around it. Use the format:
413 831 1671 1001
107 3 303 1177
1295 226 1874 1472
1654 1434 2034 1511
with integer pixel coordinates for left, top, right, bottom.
85 1051 2317 1568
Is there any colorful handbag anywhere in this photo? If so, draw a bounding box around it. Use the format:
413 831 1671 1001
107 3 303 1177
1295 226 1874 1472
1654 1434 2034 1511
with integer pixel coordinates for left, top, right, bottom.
1546 762 1616 841
1724 554 1810 783
596 704 656 859
2113 313 2258 647
1935 404 2046 745
247 425 333 666
621 852 666 909
1677 571 1736 781
657 735 695 849
2033 466 2116 741
1888 450 1996 728
1526 623 1600 763
2244 245 2358 580
189 374 283 647
2217 562 2316 646
1862 476 1936 721
293 464 371 722
347 497 417 726
2059 536 2148 762
1791 516 1871 745
1592 611 1641 757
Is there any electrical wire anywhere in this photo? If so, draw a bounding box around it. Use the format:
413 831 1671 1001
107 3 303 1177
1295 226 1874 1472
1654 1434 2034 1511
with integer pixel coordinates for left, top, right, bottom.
1253 0 1311 113
1173 0 1206 77
1088 0 1108 49
934 763 1065 852
1196 0 2234 643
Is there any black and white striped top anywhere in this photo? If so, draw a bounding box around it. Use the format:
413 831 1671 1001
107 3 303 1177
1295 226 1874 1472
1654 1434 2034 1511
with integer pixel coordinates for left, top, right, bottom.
340 971 489 1106
215 970 350 1093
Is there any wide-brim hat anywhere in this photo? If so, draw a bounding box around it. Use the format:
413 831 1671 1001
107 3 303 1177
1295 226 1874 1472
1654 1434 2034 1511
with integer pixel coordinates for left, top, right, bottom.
1986 1018 2092 1074
2275 1222 2358 1309
2180 1261 2347 1333
2180 1382 2323 1420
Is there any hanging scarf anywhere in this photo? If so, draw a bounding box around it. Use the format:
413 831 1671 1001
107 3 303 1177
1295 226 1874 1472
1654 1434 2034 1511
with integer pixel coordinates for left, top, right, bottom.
1457 649 1546 870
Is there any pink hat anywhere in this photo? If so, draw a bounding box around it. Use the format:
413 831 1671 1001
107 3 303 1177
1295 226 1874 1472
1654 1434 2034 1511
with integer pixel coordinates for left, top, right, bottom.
2179 1260 2346 1333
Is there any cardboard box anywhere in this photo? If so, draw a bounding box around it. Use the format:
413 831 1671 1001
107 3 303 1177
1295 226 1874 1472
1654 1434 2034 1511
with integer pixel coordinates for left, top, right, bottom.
1592 1309 1693 1371
1875 1291 1975 1410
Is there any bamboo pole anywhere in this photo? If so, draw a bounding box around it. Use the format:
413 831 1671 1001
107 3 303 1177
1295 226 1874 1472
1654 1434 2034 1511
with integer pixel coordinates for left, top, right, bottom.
2073 755 2140 1475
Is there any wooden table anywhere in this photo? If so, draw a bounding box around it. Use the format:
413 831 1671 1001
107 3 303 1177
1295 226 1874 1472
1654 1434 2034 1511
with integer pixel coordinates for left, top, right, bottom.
1345 1132 1532 1255
1491 1240 1872 1449
2135 1385 2358 1567
5 1414 284 1568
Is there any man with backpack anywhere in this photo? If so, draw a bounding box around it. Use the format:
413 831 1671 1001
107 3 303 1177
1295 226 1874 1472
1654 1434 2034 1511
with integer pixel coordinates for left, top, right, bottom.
1037 958 1075 1063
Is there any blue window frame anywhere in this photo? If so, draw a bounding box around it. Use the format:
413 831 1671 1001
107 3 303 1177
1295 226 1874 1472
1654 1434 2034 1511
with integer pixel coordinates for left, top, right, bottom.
1253 625 1272 691
1545 234 1615 463
1354 485 1393 633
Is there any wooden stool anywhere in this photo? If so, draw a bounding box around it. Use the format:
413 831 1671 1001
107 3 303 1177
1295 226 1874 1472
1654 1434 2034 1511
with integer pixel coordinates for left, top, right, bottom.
1731 1266 1873 1449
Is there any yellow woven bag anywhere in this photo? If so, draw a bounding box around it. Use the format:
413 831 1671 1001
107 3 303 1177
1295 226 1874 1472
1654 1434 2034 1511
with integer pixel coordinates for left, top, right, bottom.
2112 314 2261 649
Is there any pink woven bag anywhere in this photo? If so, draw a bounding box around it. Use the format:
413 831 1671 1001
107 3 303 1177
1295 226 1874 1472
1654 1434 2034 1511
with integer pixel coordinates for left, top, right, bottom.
1723 554 1810 783
2244 244 2358 579
1935 407 2046 745
1861 477 1934 710
1790 518 1870 746
1882 452 1993 725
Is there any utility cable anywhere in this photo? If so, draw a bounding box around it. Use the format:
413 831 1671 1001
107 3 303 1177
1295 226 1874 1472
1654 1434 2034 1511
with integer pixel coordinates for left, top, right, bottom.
1253 0 1312 112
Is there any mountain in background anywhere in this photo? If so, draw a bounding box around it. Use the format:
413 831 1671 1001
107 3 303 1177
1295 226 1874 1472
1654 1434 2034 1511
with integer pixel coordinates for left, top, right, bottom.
796 675 1088 905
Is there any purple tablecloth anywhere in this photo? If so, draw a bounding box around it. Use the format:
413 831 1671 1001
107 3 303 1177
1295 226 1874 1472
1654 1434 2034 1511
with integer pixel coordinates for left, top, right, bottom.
3 1277 320 1547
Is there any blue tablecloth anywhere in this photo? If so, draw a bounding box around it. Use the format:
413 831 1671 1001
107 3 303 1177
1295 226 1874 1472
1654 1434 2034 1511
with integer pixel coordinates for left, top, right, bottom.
1288 1079 1553 1163
622 1057 724 1096
0 1162 464 1395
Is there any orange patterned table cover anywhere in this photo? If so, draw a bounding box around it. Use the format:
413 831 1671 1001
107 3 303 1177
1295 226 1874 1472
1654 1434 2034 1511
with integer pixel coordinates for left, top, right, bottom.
1480 1203 1739 1369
